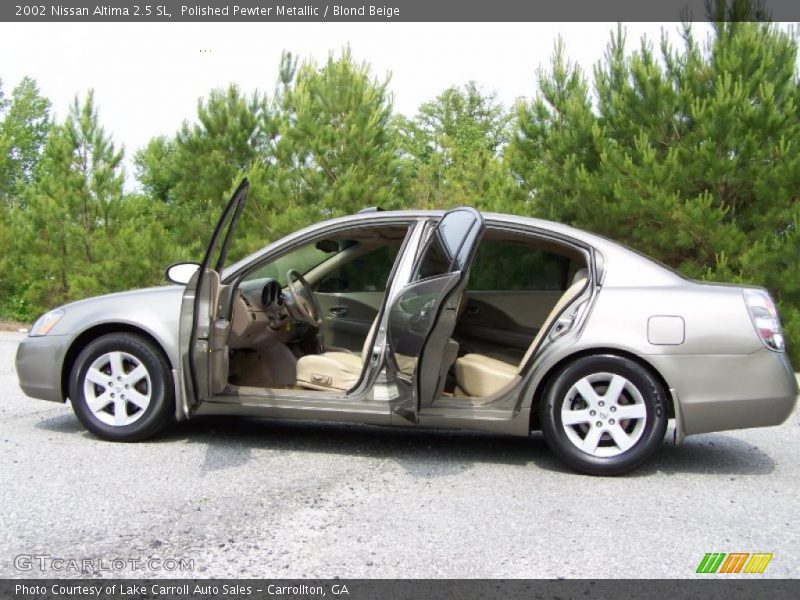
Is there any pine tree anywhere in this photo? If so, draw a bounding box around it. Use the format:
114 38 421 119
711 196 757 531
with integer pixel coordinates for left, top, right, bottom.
398 82 519 210
21 91 125 310
274 48 403 216
141 85 274 260
0 76 51 203
510 13 800 364
133 135 177 203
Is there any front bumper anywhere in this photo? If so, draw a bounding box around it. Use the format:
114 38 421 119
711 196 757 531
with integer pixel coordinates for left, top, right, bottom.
15 334 72 403
651 348 798 436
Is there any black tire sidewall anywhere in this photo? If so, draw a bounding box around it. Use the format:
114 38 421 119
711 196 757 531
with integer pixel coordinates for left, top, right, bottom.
69 333 174 441
540 354 668 476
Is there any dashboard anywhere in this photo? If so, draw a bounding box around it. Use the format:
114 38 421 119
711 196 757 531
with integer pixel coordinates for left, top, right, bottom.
228 278 299 349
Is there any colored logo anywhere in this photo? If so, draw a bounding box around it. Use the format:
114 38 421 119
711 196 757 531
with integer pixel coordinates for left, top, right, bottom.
696 552 773 574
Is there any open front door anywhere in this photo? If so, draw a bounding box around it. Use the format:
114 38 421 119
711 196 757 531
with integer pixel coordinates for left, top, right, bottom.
179 179 249 415
386 208 484 422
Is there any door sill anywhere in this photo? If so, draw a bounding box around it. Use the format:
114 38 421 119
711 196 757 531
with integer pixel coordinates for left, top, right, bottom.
215 384 345 404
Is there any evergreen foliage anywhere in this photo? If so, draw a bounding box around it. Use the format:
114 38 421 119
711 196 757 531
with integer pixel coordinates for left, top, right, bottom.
1 13 798 366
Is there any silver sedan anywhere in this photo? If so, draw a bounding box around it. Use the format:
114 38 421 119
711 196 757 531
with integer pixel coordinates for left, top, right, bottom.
15 180 798 474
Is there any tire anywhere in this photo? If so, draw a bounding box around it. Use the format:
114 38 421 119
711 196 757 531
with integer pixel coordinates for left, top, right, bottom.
539 354 668 475
68 333 174 442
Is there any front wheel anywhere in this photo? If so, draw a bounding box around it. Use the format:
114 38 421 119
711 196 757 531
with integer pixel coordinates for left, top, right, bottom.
539 354 668 475
69 333 174 441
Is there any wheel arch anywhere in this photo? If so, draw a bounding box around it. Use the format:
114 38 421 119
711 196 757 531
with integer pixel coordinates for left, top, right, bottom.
61 323 175 402
529 347 674 431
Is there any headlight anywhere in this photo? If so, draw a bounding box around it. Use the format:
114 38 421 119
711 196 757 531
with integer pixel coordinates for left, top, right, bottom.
29 309 65 337
743 289 785 352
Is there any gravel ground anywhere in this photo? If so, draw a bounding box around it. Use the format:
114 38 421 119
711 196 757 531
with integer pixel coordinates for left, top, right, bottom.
1 331 798 579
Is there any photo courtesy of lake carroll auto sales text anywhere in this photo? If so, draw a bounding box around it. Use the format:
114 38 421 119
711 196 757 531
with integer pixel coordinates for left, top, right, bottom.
0 0 798 599
16 583 343 596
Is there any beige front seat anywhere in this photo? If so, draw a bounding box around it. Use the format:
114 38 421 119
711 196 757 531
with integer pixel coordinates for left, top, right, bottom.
454 269 589 399
296 322 378 391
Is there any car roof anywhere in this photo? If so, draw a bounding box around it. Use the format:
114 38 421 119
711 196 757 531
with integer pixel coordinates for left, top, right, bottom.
338 208 629 257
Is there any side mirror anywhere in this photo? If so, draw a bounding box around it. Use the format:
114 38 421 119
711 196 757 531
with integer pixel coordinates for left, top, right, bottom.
165 262 200 285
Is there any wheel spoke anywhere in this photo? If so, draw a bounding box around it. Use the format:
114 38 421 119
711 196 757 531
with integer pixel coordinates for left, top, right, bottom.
615 403 646 420
125 389 150 410
86 368 109 387
608 424 635 451
581 426 603 453
114 397 128 425
124 364 148 386
574 378 600 405
604 374 627 404
562 409 592 426
87 391 113 413
109 352 126 379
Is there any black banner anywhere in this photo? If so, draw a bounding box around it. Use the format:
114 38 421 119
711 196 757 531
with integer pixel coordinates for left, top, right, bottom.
3 0 800 22
3 579 800 600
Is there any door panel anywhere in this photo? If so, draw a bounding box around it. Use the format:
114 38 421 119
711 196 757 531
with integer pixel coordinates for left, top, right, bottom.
454 290 563 361
179 179 249 411
388 273 461 419
387 208 485 421
316 292 384 352
463 290 564 330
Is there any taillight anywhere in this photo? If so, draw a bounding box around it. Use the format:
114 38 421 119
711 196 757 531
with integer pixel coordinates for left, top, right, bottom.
743 289 785 352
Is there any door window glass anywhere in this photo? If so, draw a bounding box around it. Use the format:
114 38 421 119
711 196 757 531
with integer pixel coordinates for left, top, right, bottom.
414 209 480 280
318 244 402 293
468 239 571 291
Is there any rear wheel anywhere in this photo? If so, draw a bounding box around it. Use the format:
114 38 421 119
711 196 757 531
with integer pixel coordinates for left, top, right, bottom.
539 354 668 475
69 333 174 441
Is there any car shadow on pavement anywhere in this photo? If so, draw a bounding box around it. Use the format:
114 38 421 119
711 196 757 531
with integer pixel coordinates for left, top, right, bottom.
35 411 85 434
35 412 776 478
166 416 573 477
638 433 776 477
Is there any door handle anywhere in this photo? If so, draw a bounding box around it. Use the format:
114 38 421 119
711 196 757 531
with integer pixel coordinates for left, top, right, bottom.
466 306 481 316
329 306 348 317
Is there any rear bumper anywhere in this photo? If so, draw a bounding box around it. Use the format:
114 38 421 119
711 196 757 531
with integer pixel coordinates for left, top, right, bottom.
14 335 71 403
650 349 798 436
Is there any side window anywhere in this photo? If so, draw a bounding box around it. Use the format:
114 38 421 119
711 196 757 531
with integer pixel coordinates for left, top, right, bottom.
414 209 481 280
468 240 571 291
318 244 401 293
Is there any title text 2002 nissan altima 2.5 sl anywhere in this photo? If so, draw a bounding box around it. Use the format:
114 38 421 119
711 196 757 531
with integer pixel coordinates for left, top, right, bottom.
15 180 798 474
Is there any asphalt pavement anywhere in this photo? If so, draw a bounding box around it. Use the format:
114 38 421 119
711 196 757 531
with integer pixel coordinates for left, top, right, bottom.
1 331 798 579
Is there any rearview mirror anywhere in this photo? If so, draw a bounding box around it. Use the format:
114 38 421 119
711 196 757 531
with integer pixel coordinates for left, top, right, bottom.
315 239 340 253
165 262 200 285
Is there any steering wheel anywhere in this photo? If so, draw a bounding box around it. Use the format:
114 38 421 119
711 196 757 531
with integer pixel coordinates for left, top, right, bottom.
286 269 323 327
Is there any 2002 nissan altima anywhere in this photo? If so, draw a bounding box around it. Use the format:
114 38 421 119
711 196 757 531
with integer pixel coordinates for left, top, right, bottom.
15 179 798 474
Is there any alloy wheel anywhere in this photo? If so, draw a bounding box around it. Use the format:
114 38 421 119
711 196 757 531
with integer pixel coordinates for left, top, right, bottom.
560 372 647 457
82 351 152 427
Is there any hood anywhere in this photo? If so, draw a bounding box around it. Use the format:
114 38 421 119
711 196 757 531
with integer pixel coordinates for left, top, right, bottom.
46 284 186 338
59 285 185 311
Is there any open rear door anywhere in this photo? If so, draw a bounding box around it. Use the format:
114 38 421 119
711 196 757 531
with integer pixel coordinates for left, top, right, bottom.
386 208 484 422
178 179 249 415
